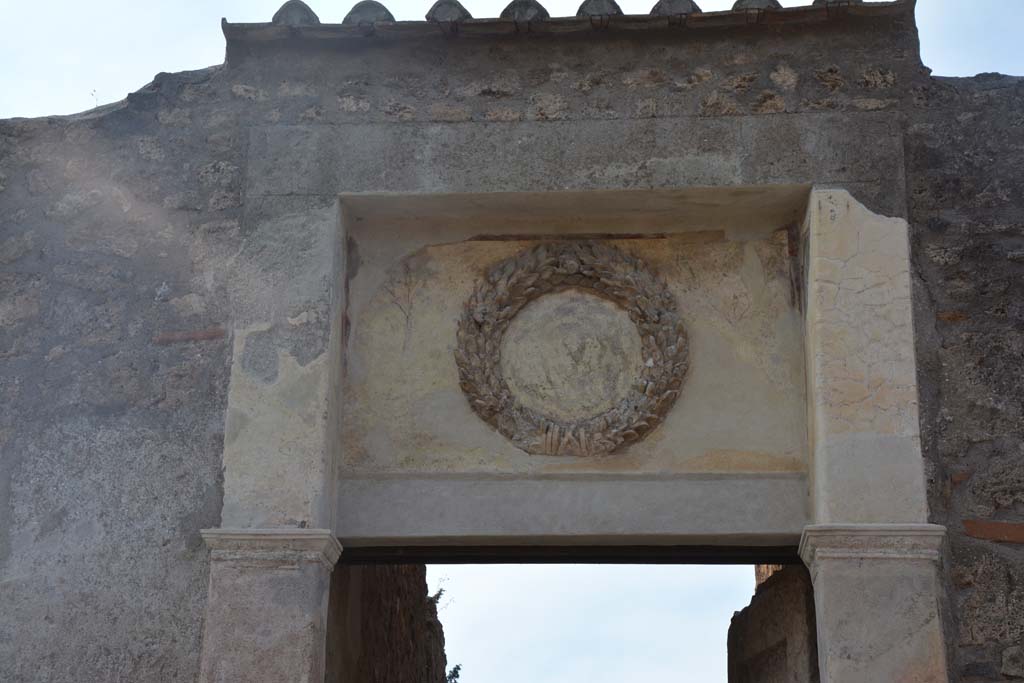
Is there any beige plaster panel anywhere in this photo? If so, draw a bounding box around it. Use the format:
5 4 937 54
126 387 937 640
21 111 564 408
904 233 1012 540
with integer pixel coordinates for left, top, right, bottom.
804 190 928 523
342 230 806 475
221 325 332 527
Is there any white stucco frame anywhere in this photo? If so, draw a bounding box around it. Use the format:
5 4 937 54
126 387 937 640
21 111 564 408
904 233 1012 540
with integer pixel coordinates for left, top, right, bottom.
199 186 950 682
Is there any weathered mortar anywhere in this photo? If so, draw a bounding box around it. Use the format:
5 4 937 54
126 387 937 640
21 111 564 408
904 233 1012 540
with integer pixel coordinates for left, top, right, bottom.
0 0 1022 680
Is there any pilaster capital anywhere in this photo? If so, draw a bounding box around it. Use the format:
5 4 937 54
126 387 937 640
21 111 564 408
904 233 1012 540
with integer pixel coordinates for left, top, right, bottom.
200 528 342 569
799 523 946 567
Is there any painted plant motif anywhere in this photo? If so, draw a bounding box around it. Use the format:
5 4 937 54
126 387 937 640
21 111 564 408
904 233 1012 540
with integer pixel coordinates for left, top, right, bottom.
454 241 689 456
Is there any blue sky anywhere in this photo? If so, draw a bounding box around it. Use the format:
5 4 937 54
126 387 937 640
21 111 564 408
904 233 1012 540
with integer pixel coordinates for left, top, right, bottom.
2 1 1020 681
428 564 754 681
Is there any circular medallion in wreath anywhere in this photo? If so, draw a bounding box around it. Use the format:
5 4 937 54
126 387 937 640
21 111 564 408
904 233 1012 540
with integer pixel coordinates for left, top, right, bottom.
454 241 689 457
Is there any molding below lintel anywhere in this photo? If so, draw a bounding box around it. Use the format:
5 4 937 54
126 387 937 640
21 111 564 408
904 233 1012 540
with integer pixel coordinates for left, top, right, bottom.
799 523 946 565
201 528 343 567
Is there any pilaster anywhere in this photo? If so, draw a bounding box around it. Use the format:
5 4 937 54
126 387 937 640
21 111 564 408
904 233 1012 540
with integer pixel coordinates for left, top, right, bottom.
198 529 342 683
803 190 929 524
800 524 949 683
799 191 952 682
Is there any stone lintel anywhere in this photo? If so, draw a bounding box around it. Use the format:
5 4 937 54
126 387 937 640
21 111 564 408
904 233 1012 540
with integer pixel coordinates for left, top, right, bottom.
336 475 808 545
201 528 342 568
799 523 945 566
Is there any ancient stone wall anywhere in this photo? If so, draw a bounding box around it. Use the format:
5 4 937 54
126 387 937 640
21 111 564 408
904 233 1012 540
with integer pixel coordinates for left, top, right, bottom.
907 73 1024 682
728 565 819 683
0 70 238 681
326 565 447 683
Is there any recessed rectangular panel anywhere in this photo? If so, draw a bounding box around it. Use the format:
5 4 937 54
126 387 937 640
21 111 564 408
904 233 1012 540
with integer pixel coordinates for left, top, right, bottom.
336 188 810 543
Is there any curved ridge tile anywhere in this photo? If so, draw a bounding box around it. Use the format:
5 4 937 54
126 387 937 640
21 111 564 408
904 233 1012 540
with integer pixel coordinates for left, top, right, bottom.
732 0 782 9
427 0 473 21
272 0 321 25
500 0 550 22
577 0 623 17
649 0 701 15
342 0 395 24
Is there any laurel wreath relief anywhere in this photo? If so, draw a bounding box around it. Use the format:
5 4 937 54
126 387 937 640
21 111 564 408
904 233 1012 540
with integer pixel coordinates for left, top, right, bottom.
454 241 689 457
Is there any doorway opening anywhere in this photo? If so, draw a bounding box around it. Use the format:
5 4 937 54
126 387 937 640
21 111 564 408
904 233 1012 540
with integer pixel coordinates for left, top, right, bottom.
326 553 818 683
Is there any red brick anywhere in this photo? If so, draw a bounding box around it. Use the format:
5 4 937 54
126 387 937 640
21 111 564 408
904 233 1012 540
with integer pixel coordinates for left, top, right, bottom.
951 471 972 487
963 520 1024 544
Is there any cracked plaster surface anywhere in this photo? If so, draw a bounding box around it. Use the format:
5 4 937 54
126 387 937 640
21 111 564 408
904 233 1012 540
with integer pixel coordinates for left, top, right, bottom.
805 190 928 524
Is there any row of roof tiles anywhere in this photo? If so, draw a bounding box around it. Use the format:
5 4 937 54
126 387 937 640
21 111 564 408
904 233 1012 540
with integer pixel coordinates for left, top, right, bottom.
269 0 870 26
